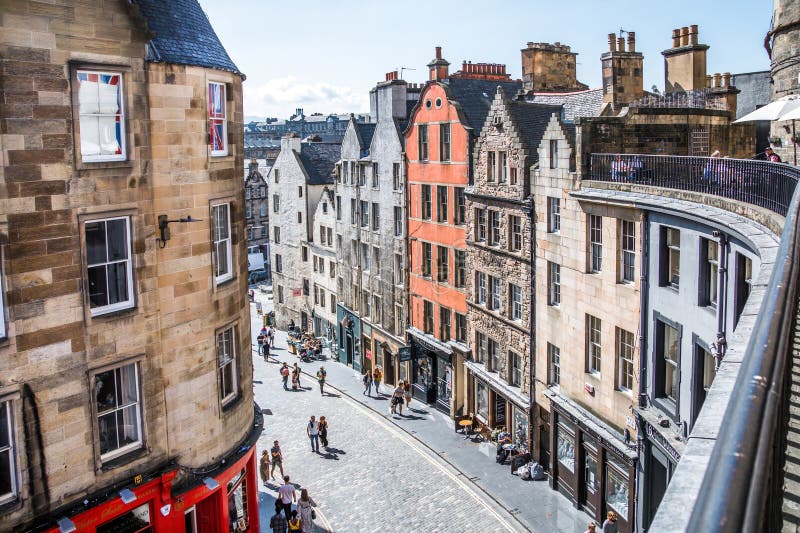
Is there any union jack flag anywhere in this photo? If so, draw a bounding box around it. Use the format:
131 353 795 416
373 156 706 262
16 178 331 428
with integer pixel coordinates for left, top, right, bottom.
208 82 226 153
77 71 122 156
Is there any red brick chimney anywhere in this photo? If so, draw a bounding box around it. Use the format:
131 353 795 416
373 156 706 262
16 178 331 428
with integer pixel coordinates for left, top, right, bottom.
428 46 450 81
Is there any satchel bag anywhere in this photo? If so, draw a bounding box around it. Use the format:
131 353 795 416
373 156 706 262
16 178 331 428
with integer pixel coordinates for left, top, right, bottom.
311 509 317 519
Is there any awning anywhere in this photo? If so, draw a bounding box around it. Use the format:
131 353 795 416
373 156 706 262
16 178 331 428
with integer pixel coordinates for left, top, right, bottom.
465 359 530 410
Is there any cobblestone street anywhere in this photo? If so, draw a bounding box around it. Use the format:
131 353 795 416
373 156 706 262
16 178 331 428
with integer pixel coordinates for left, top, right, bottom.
251 291 593 532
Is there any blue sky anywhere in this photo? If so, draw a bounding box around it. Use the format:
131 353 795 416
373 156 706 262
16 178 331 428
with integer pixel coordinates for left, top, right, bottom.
198 0 773 120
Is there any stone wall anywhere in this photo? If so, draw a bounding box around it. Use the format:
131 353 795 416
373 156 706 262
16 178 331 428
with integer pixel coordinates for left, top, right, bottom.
0 2 251 528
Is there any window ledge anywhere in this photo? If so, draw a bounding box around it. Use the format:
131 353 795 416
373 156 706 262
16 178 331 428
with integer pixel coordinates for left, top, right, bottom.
215 276 236 289
90 305 137 322
222 393 243 413
585 371 601 380
0 495 21 515
76 159 134 172
652 398 678 421
100 446 147 471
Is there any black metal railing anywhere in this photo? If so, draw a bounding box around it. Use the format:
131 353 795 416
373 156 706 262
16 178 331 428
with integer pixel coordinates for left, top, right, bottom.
589 153 799 216
597 153 800 531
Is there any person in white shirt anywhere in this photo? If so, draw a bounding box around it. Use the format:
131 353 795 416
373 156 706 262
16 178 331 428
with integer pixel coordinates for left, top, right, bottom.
277 475 296 518
307 415 320 453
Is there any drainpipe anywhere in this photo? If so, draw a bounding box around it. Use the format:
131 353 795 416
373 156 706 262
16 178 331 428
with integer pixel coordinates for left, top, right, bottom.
524 193 536 458
638 212 649 409
713 231 729 368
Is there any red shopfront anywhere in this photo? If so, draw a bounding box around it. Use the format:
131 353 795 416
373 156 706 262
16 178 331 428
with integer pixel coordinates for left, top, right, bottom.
45 447 259 533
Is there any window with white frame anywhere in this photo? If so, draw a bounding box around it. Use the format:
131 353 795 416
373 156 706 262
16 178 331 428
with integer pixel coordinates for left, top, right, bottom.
361 243 370 271
217 326 238 405
436 246 449 283
476 208 487 242
76 70 126 161
702 238 719 307
589 215 602 273
421 185 432 220
487 151 495 182
421 242 432 277
620 220 636 283
260 202 267 217
509 351 521 386
373 246 380 272
456 312 467 343
371 202 380 231
394 206 403 236
548 197 561 233
509 283 522 321
423 300 434 334
395 303 404 335
0 399 17 503
440 123 451 162
372 162 379 188
548 261 561 306
394 254 403 285
476 271 487 304
86 216 134 315
549 140 558 169
95 362 142 459
360 201 369 227
273 226 280 244
439 306 451 341
208 82 228 156
586 314 601 374
488 210 500 246
488 338 500 372
489 275 500 311
393 163 402 190
272 194 280 213
454 187 466 226
498 151 508 183
662 227 681 289
213 204 233 284
475 331 487 363
617 328 635 392
454 250 466 288
509 215 522 252
548 343 561 385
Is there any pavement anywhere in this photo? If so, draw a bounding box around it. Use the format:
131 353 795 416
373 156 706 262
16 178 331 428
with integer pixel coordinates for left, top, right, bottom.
250 287 594 533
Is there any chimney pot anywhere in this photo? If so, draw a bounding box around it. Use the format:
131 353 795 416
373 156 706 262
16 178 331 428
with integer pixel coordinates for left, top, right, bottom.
713 72 721 88
608 33 617 52
435 46 442 59
722 72 731 87
618 37 626 52
690 24 699 45
627 31 636 52
680 26 689 46
706 75 712 88
672 28 681 48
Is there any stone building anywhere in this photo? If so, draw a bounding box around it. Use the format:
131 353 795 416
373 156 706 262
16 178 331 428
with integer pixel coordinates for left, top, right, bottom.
767 0 800 162
309 186 337 339
532 117 640 531
405 47 521 415
577 26 757 169
464 88 561 455
521 42 589 94
248 111 370 142
0 1 259 531
268 135 340 331
244 161 269 259
335 78 419 382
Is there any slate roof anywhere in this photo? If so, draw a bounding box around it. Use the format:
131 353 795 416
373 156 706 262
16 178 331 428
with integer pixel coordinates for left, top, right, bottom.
526 88 603 122
355 123 377 149
505 101 564 164
244 136 281 149
445 78 523 133
133 0 243 77
299 142 341 185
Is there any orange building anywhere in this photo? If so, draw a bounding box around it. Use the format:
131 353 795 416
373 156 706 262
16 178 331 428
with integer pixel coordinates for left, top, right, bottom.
405 48 521 415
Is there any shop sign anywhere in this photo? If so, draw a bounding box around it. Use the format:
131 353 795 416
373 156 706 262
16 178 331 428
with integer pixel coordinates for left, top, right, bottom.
626 415 636 430
366 349 372 360
399 346 412 362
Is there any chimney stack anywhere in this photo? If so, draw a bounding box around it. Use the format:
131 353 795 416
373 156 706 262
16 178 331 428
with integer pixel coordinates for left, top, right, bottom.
520 41 588 93
601 28 644 107
428 46 450 81
663 25 709 94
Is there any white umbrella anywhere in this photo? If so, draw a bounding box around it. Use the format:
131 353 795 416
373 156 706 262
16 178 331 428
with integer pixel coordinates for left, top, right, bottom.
732 95 800 123
733 95 800 165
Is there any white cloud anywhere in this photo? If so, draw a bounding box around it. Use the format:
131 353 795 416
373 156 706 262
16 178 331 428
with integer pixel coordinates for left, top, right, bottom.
244 76 370 119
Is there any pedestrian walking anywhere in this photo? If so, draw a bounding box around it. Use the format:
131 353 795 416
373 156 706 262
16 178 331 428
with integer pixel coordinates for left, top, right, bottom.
602 511 619 533
319 416 329 448
291 370 299 391
362 370 373 396
264 340 271 362
316 366 327 395
584 522 597 533
297 488 316 533
374 367 383 394
391 382 405 415
259 450 271 486
268 325 275 347
269 501 288 533
280 363 290 390
270 440 285 480
277 476 296 518
293 363 302 388
287 510 301 532
307 415 320 453
257 332 266 357
404 380 412 407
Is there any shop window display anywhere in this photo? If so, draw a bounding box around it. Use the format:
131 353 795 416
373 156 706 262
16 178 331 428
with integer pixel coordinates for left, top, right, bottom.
513 405 528 450
227 469 249 532
476 380 489 421
606 457 629 520
557 423 575 473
